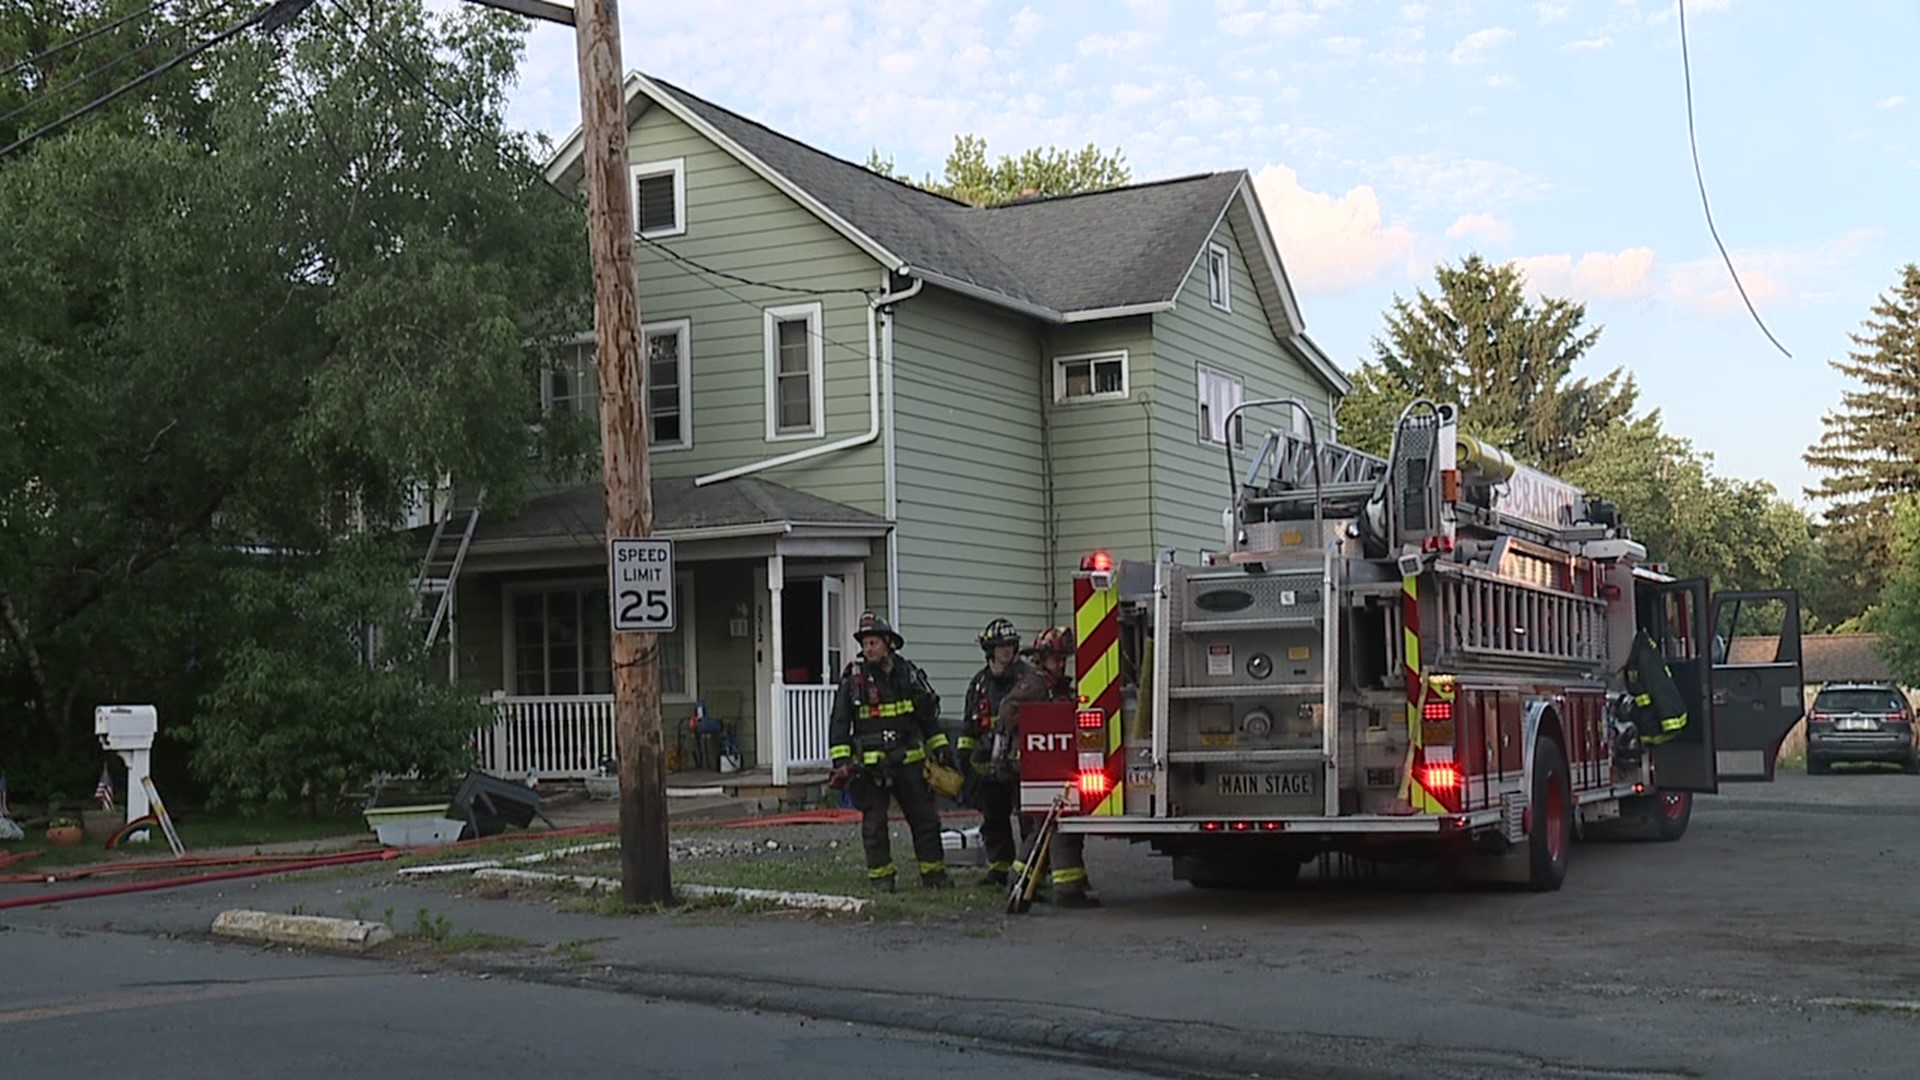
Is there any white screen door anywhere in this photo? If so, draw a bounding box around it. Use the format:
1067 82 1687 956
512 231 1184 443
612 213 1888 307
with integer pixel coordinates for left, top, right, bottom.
821 575 846 682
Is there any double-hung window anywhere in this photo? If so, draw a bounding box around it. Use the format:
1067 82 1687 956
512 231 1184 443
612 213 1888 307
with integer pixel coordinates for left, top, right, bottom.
765 302 824 440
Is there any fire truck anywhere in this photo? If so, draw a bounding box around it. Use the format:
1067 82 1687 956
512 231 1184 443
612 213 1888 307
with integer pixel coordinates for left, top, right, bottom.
1018 399 1806 891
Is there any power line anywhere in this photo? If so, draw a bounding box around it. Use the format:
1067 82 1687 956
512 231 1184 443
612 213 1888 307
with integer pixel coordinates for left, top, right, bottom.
1676 0 1791 359
0 0 314 161
0 0 239 128
0 1 169 80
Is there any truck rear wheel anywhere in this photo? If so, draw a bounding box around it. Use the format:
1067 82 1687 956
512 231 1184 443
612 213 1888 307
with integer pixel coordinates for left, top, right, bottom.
1527 735 1571 892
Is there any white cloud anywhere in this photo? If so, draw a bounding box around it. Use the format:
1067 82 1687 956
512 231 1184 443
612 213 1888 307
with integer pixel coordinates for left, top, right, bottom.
1078 30 1155 56
1485 73 1518 88
1219 1 1323 37
1401 3 1428 20
1251 164 1418 293
1388 153 1551 212
1534 2 1570 23
1450 27 1515 65
1112 82 1165 107
1878 95 1909 110
1446 213 1515 245
1009 6 1043 46
1323 35 1367 54
1562 36 1612 51
1512 249 1660 302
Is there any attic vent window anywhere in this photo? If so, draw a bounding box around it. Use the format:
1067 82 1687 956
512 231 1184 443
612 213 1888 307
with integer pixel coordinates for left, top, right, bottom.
1207 242 1231 313
632 158 686 238
1055 350 1129 405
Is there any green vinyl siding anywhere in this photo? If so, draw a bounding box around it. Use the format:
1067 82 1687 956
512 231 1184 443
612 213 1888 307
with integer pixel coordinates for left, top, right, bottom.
1043 317 1156 620
612 100 887 515
1149 218 1339 564
890 289 1049 699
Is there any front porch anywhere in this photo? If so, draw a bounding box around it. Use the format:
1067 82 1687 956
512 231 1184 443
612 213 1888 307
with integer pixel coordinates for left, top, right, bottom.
431 478 889 786
474 685 839 785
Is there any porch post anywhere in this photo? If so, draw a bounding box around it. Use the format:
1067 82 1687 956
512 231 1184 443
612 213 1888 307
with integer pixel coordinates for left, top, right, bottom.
769 553 788 786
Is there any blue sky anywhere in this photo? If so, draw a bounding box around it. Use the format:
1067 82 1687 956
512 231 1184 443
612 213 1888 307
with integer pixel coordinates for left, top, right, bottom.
497 0 1918 507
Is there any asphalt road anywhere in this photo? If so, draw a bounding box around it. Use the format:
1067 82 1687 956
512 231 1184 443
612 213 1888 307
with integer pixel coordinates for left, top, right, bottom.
5 767 1918 1080
0 926 1162 1080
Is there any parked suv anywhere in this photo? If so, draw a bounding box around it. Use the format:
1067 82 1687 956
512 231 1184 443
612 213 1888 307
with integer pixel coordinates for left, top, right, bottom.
1807 682 1918 774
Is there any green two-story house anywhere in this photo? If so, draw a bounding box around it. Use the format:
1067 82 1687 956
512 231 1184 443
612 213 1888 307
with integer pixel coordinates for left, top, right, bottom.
446 72 1349 784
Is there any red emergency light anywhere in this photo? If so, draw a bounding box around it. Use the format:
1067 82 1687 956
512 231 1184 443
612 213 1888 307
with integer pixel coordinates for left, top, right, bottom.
1081 551 1113 573
1077 769 1111 798
1422 700 1453 722
1077 709 1105 729
1420 763 1461 791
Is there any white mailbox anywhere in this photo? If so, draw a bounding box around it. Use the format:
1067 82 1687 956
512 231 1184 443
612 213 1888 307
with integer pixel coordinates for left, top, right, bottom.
95 704 158 751
94 704 159 835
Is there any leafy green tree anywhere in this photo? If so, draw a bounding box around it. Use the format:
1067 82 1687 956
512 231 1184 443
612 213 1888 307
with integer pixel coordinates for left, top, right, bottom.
866 134 1130 206
1871 497 1920 684
1337 255 1637 472
1804 264 1920 623
181 536 491 811
0 0 587 796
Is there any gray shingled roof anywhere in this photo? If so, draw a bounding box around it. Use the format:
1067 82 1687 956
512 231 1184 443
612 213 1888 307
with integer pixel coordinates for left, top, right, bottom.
650 77 1244 316
448 477 889 548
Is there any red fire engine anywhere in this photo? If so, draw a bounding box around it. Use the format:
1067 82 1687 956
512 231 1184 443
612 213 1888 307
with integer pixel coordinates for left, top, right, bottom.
1019 399 1806 891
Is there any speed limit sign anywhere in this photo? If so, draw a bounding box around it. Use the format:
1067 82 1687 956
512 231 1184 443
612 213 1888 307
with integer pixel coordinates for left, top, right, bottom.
609 537 675 633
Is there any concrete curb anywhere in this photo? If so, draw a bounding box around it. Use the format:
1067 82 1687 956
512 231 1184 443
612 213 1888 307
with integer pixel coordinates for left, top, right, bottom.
468 868 872 914
211 910 394 953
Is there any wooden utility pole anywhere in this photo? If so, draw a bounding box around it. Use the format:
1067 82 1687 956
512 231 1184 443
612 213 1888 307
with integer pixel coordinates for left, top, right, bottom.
572 0 668 906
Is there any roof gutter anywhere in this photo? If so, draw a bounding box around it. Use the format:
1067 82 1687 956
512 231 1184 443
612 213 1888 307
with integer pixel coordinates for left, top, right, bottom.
695 275 925 487
901 266 1062 324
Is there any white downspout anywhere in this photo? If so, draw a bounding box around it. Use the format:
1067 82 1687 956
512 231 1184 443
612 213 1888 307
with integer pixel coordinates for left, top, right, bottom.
694 276 925 487
883 300 901 627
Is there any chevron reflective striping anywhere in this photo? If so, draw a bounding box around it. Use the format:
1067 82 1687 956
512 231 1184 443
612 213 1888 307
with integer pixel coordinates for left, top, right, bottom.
1400 573 1447 814
1074 572 1125 816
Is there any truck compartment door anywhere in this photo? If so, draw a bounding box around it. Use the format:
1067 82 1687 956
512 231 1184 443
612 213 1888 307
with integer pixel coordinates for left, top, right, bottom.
1709 590 1806 782
1644 579 1718 794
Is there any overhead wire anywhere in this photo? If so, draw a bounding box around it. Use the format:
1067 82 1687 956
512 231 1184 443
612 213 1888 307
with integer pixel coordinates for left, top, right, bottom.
0 0 240 128
0 0 313 160
0 0 170 80
1675 0 1791 359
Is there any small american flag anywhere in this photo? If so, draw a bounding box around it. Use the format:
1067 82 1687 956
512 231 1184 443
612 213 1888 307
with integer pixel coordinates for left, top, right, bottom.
95 765 115 811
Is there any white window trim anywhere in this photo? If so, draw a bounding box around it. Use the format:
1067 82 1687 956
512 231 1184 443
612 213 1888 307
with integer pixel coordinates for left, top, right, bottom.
645 318 693 452
500 573 697 703
764 301 826 441
631 157 686 239
1196 363 1246 448
1207 242 1232 313
1053 349 1131 405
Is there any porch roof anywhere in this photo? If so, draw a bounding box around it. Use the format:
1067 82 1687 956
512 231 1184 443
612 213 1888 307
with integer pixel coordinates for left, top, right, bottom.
442 478 890 555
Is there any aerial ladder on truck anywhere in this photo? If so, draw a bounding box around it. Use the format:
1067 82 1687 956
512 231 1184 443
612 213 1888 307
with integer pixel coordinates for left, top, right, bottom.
1015 399 1806 893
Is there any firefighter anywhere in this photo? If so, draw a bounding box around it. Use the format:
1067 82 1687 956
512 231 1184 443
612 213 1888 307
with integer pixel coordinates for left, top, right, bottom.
827 612 955 891
960 617 1032 887
1624 626 1690 747
1000 625 1100 909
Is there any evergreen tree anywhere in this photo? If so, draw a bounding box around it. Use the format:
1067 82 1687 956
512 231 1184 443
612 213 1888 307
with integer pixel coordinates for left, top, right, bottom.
1336 255 1638 472
1804 264 1920 621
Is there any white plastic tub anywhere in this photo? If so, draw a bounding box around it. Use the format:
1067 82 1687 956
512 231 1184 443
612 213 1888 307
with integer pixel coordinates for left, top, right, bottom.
373 816 466 847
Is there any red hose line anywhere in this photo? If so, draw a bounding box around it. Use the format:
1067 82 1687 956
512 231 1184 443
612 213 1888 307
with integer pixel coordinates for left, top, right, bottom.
0 849 400 911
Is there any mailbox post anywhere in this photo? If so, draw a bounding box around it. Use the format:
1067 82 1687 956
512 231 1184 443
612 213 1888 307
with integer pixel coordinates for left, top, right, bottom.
94 704 158 834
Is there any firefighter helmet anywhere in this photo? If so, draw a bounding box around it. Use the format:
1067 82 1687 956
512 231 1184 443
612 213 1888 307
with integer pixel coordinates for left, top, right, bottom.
976 617 1020 654
1024 625 1073 658
853 611 904 650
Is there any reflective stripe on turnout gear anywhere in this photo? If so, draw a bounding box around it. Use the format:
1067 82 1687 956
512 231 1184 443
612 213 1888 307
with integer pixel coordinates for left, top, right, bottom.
918 860 947 875
863 700 916 719
868 865 896 879
861 748 927 765
1051 866 1088 885
829 743 853 761
925 732 950 750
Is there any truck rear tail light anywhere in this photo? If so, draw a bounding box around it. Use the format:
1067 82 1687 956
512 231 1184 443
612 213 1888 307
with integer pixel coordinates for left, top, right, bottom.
1423 700 1453 722
1231 821 1252 832
1077 769 1111 798
1421 763 1461 791
1077 709 1105 729
1260 821 1282 831
1201 821 1223 832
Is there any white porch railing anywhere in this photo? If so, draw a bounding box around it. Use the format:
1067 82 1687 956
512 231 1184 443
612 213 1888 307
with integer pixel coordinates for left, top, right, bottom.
775 683 837 783
478 695 615 780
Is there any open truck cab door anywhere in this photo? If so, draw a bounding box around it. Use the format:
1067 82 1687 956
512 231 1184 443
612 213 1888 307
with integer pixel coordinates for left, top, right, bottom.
1642 579 1719 794
1708 589 1806 781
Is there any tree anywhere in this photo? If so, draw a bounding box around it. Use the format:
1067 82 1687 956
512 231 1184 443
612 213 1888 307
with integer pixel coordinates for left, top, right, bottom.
1337 255 1638 472
1804 264 1920 622
866 134 1130 206
0 1 588 798
1872 497 1920 684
